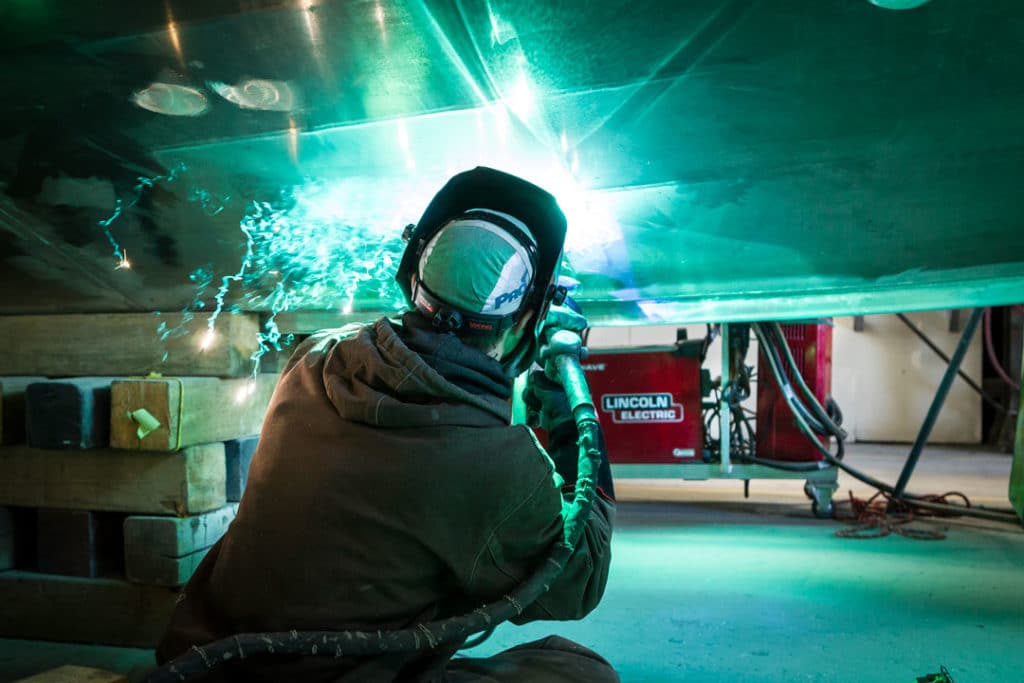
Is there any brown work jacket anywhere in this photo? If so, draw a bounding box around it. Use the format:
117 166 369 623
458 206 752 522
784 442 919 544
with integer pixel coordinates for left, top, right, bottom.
156 316 615 681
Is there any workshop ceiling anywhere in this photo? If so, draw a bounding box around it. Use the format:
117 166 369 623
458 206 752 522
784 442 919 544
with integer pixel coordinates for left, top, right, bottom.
0 0 1022 324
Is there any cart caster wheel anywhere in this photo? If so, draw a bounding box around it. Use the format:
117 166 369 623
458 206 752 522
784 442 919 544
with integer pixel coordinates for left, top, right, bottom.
811 500 833 519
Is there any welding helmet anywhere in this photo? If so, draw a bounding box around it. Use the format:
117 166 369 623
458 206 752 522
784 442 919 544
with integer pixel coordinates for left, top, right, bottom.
396 167 568 376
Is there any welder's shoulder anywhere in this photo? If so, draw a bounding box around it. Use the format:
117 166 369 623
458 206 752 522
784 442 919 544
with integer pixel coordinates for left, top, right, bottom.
282 322 372 373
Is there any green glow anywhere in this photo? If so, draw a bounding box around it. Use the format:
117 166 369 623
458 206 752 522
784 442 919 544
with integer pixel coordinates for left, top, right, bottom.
143 3 1024 328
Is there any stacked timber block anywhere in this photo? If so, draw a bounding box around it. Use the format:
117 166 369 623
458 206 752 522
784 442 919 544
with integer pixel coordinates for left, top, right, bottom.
14 665 128 682
1 376 45 445
124 504 239 586
0 312 276 648
25 378 116 449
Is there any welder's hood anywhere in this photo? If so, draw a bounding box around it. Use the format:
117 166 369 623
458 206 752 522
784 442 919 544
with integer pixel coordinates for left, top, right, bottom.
396 166 568 325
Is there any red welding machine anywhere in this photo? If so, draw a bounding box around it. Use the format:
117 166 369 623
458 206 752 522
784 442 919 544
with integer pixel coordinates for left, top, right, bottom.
756 322 833 461
582 342 705 464
573 322 833 467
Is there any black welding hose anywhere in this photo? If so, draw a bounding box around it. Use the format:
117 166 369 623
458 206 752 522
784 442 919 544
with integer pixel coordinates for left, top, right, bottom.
765 322 848 440
146 332 605 683
752 324 836 440
755 324 828 435
756 323 1019 525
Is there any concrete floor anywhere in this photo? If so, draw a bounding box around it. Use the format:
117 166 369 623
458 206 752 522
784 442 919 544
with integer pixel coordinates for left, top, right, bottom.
1 444 1021 682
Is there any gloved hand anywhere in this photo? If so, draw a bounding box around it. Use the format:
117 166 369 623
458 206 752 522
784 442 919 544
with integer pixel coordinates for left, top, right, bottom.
528 300 588 434
541 303 588 341
523 368 580 483
523 369 574 435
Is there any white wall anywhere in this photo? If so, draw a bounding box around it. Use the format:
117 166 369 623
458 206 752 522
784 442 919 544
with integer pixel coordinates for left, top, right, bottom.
586 311 982 444
832 312 981 444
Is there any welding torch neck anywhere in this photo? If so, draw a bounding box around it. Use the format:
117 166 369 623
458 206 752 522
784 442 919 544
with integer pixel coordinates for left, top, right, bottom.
539 329 598 424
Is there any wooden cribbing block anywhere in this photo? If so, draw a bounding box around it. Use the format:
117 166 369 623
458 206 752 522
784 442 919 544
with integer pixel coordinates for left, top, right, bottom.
125 504 238 586
1 377 46 445
110 374 277 451
25 378 115 449
3 507 37 571
0 313 260 377
0 506 12 570
13 665 128 683
225 436 259 501
0 571 178 648
36 509 124 578
0 444 226 515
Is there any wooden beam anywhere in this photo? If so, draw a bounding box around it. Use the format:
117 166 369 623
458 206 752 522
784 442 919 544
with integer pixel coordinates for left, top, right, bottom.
36 509 124 578
274 310 372 334
0 313 260 377
110 375 277 451
0 571 177 648
0 507 12 570
13 666 128 683
25 378 113 449
1 377 46 445
124 504 237 586
225 436 259 502
0 444 225 515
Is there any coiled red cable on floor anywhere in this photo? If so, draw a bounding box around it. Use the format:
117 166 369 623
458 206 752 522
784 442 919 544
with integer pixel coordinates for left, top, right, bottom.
832 490 973 540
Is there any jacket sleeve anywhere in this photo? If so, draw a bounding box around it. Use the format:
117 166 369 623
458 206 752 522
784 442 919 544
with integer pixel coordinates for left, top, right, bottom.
461 437 615 623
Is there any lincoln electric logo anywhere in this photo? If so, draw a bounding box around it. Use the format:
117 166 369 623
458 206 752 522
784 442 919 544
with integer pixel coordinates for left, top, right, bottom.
600 393 684 424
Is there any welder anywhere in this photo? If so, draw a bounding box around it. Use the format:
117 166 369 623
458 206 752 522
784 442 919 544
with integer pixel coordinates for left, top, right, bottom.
155 167 618 682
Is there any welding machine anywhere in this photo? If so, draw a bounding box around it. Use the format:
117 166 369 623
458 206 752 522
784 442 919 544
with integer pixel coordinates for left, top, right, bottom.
756 321 834 461
580 337 707 465
574 322 840 516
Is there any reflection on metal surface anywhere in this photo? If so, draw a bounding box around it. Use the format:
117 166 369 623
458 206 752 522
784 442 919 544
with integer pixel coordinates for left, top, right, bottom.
1 0 1023 322
288 120 300 165
374 2 387 42
503 70 536 122
209 79 299 112
396 120 415 171
167 20 184 65
488 8 517 46
869 0 932 9
299 0 320 43
131 83 209 116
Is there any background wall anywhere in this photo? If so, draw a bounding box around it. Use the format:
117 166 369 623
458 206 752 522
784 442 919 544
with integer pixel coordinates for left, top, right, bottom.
586 311 982 444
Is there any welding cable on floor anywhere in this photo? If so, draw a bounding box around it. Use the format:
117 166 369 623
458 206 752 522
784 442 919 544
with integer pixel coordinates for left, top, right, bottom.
145 330 606 683
831 489 960 540
752 323 1020 526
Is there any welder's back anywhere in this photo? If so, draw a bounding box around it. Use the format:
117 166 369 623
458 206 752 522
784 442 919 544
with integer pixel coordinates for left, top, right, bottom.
155 316 614 682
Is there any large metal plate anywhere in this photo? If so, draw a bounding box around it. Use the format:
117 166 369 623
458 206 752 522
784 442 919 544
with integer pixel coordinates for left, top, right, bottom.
0 0 1021 323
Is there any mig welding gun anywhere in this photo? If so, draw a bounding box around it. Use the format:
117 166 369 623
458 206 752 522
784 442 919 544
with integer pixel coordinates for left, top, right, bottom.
525 303 613 497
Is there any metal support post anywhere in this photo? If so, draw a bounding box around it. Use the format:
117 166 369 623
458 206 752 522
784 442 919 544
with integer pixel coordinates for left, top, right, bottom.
892 308 983 500
720 322 732 474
